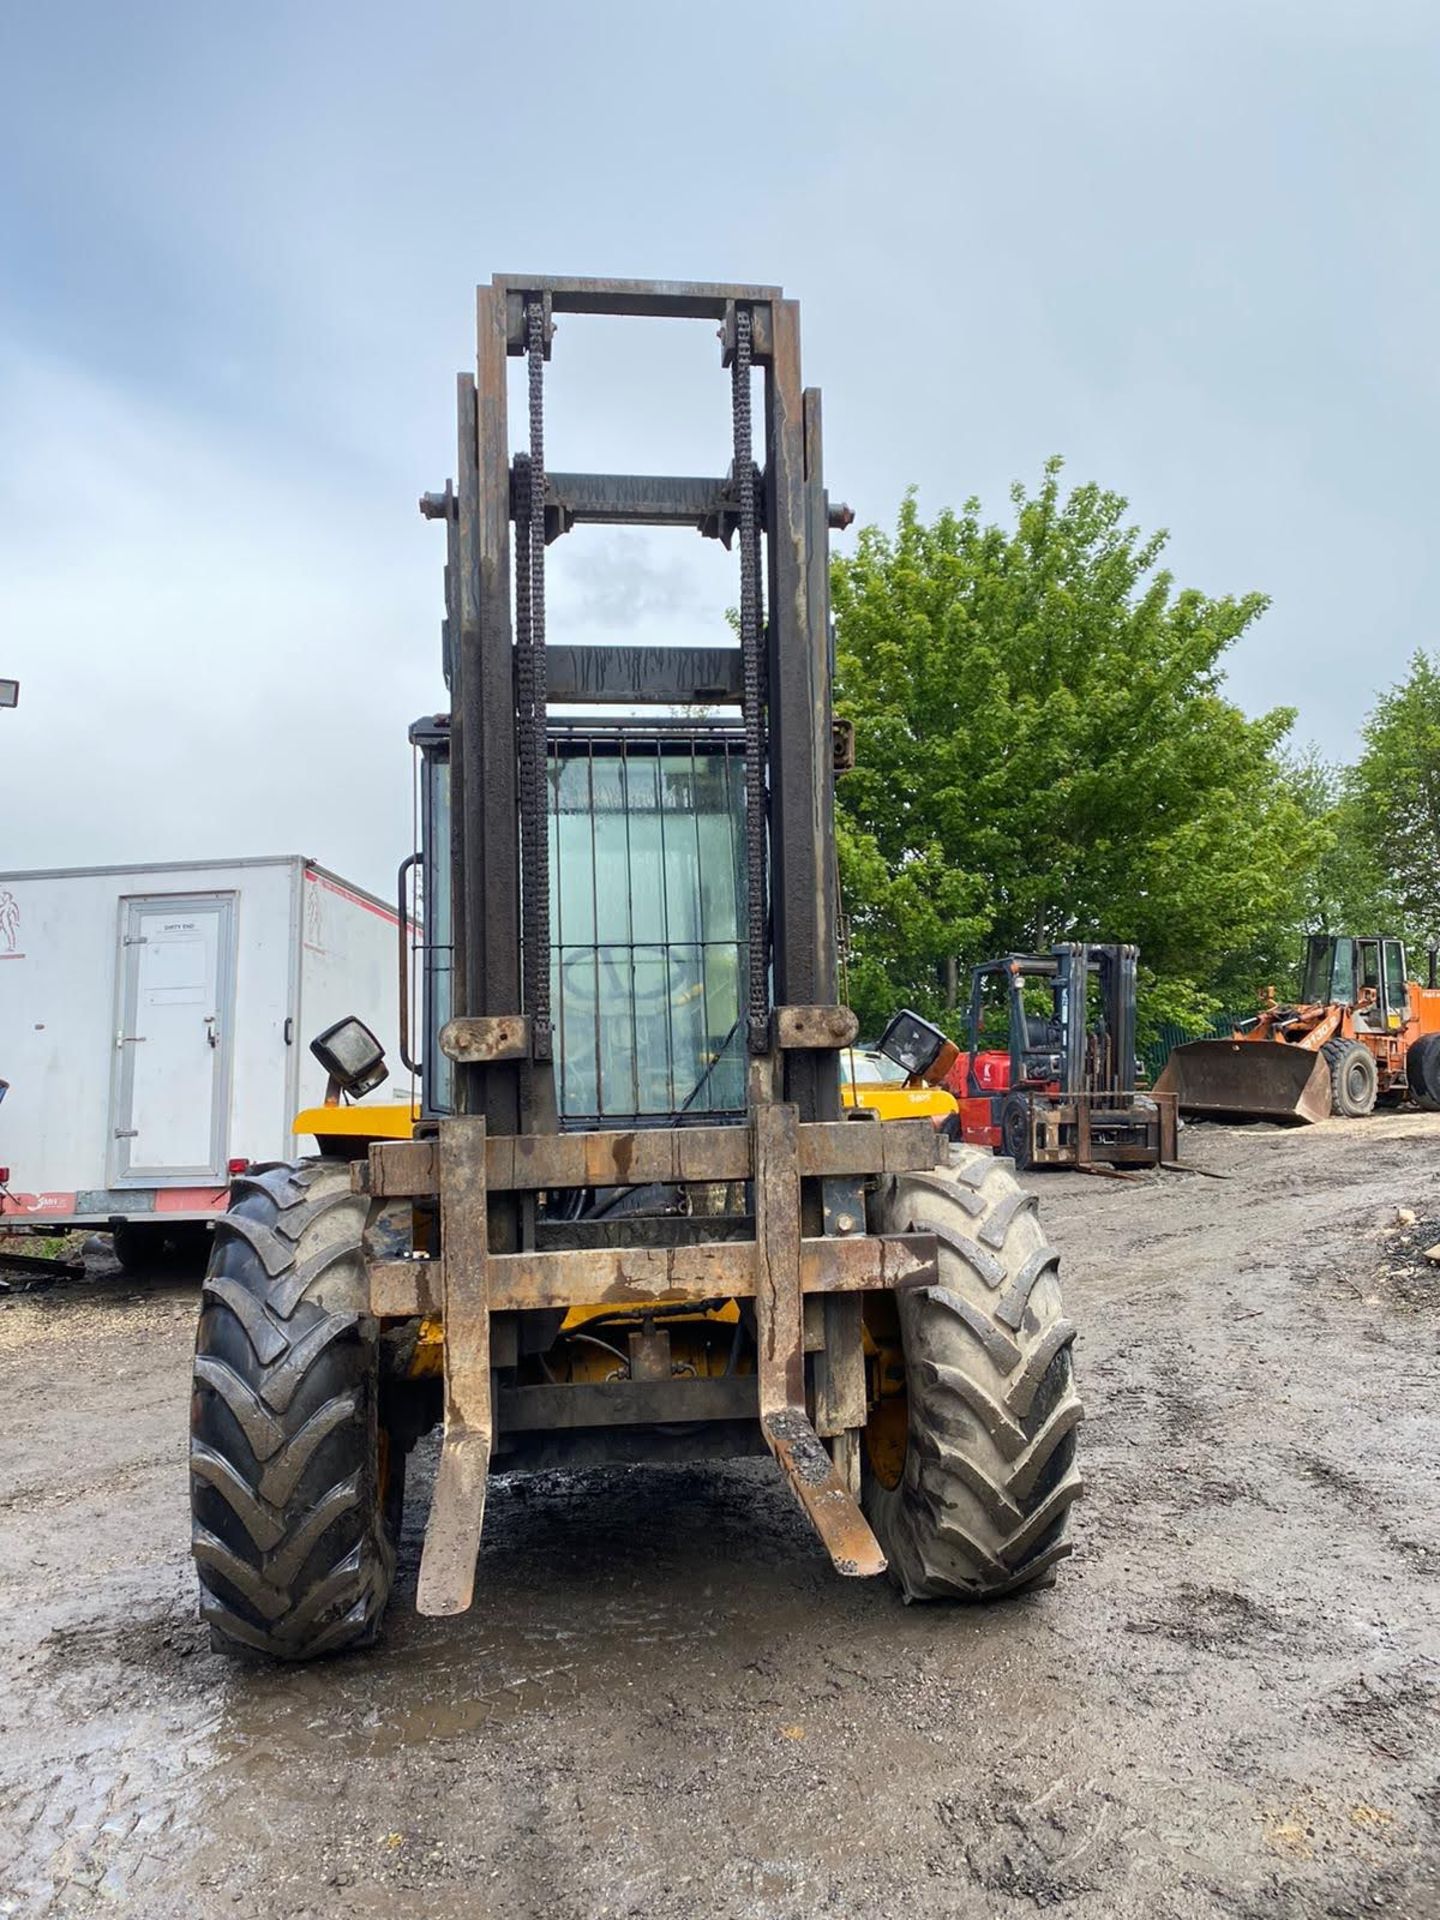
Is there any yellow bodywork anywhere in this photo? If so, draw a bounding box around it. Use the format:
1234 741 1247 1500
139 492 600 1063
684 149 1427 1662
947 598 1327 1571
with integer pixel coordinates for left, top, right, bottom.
841 1081 955 1122
294 1101 417 1143
839 1047 956 1124
300 1082 955 1137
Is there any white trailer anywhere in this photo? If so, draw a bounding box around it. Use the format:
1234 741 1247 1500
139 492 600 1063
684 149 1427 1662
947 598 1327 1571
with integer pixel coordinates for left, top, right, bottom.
0 856 403 1263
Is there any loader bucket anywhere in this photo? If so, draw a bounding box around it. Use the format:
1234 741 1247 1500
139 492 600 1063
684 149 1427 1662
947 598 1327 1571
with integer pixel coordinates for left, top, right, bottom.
1154 1038 1333 1125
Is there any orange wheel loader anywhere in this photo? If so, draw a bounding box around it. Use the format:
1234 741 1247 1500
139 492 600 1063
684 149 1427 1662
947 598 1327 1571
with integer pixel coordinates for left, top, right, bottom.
1155 934 1440 1124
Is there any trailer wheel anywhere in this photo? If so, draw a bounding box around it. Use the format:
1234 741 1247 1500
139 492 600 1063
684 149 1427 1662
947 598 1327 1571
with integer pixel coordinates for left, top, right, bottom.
861 1147 1084 1600
1406 1033 1440 1112
1000 1095 1034 1171
1324 1039 1378 1118
189 1159 399 1660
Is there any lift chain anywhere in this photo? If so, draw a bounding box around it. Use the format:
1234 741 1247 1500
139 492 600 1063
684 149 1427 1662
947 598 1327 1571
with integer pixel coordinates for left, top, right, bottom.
733 305 769 1054
517 298 553 1059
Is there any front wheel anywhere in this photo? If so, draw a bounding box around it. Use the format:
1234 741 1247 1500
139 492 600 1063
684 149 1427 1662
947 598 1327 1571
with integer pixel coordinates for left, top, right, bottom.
1000 1095 1034 1171
1324 1039 1378 1118
861 1147 1084 1600
189 1159 400 1659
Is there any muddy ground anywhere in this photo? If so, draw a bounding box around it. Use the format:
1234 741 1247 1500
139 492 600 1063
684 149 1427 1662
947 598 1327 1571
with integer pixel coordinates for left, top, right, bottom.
1 1114 1438 1919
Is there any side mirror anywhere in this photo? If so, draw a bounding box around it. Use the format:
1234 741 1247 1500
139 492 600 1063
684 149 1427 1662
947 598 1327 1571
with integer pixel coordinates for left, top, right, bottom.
310 1016 389 1100
877 1009 957 1085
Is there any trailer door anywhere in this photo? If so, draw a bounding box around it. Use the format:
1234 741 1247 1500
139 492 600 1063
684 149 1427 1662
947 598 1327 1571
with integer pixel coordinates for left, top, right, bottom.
110 894 236 1185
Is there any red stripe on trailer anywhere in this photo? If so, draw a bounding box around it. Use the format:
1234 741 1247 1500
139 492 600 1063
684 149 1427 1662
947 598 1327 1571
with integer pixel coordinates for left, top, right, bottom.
1 1191 78 1217
154 1187 228 1213
306 868 402 928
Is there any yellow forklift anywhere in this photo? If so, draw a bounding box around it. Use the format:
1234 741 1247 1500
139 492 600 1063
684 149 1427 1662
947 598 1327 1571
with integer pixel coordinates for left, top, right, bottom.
187 278 1084 1657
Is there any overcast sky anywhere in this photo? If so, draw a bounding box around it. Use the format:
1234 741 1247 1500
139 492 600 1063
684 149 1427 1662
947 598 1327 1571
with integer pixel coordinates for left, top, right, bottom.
2 1 1436 899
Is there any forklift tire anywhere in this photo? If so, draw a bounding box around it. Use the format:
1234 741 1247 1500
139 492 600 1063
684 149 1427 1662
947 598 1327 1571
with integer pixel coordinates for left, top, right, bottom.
862 1146 1084 1601
189 1159 400 1660
1324 1039 1378 1118
1406 1033 1440 1111
1000 1095 1034 1172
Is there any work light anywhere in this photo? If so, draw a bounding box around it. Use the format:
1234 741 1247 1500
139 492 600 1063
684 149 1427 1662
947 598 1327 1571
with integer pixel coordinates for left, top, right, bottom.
877 1008 950 1080
310 1016 389 1097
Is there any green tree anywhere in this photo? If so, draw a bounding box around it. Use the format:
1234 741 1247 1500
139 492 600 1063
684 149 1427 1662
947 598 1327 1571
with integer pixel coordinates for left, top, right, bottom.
1282 748 1390 946
832 462 1325 1036
1343 651 1440 943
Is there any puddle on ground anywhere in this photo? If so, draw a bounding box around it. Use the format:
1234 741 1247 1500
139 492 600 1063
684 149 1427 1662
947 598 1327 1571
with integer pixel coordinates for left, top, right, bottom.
213 1592 730 1760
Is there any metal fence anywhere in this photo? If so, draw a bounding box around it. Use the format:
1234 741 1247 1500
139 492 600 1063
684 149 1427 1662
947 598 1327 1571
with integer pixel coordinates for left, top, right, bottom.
1140 1014 1246 1083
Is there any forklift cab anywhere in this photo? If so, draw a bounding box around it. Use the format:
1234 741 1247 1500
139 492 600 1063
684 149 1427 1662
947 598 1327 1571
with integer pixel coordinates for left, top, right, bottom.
1300 935 1408 1035
954 945 1138 1110
408 713 750 1128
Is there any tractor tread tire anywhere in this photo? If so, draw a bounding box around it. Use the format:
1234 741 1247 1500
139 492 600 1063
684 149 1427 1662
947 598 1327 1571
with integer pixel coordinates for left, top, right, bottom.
189 1159 397 1661
862 1144 1083 1601
1323 1038 1379 1118
1406 1032 1440 1112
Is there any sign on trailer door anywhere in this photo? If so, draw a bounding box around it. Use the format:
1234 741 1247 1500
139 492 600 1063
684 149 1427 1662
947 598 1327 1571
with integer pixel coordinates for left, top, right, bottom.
110 895 236 1184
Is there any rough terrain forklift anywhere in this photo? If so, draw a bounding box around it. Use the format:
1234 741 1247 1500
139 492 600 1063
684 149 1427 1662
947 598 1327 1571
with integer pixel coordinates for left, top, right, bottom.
187 277 1083 1659
1156 933 1440 1124
878 945 1176 1172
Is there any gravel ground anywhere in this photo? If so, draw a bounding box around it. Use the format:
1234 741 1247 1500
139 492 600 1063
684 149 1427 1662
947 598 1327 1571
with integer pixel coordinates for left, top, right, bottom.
1 1113 1438 1919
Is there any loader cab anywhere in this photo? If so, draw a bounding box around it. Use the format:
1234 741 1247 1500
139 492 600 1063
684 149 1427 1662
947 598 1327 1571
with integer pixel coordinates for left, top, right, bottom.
1300 935 1408 1034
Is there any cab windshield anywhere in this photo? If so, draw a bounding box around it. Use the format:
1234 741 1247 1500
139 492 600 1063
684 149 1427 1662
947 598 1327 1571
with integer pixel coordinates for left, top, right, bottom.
420 726 747 1125
1303 937 1355 1006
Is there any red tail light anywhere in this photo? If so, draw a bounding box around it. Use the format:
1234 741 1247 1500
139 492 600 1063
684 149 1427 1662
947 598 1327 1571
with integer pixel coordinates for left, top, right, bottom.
227 1157 250 1175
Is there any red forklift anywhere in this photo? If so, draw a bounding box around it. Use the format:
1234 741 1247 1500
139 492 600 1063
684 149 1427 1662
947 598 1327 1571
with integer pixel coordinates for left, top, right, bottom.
879 943 1177 1172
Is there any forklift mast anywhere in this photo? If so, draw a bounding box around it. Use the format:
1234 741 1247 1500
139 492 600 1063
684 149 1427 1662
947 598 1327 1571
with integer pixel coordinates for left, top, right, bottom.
1056 943 1139 1098
372 277 947 1616
969 943 1139 1098
426 278 846 1173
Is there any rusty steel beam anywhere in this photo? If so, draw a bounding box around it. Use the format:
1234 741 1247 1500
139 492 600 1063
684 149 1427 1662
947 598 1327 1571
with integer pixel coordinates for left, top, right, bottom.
543 644 743 706
496 1377 759 1432
359 1117 940 1201
458 290 526 1192
495 274 782 324
532 472 741 533
416 1118 492 1618
774 1005 859 1050
752 1103 886 1579
367 1230 937 1319
755 1104 805 1411
440 1015 530 1063
762 305 841 1125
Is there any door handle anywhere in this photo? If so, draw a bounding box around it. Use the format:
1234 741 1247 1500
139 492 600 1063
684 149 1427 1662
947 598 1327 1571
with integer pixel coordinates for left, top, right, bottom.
204 1015 219 1050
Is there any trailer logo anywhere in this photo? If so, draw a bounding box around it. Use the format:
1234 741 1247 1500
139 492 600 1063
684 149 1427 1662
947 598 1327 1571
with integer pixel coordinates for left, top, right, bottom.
0 890 21 958
303 874 326 955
